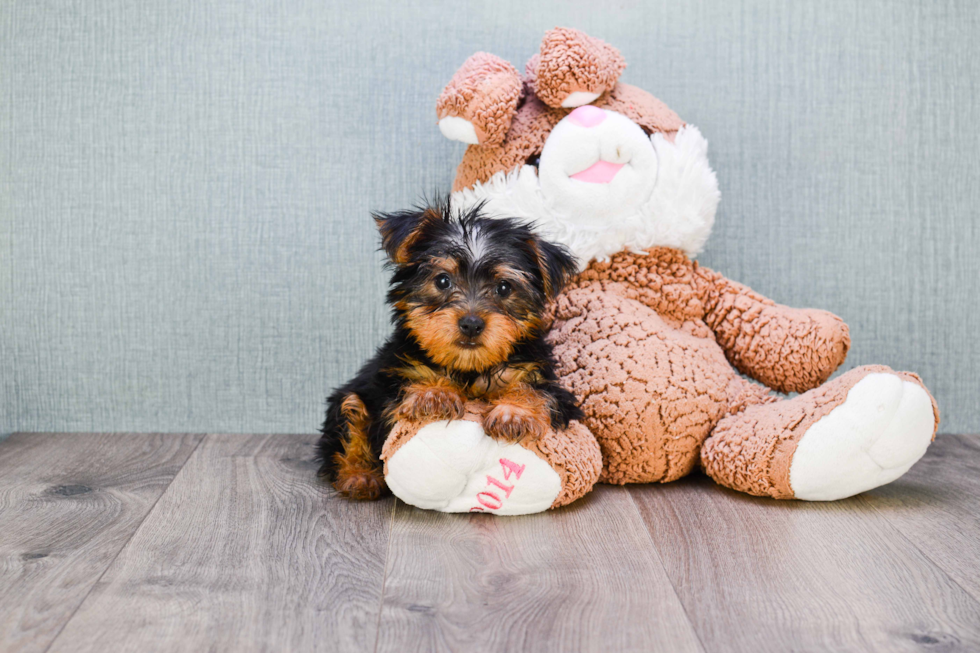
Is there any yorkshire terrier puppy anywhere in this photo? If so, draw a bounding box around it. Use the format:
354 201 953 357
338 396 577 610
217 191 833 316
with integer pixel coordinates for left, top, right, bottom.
317 201 581 500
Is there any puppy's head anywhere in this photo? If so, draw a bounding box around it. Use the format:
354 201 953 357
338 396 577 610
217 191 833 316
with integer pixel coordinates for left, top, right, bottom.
376 202 577 372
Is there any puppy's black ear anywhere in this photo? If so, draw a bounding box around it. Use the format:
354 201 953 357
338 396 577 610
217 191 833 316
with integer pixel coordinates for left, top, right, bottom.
374 206 442 265
528 237 578 300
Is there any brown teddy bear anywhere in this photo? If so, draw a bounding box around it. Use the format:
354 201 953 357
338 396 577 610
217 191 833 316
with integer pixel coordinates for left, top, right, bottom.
380 27 939 514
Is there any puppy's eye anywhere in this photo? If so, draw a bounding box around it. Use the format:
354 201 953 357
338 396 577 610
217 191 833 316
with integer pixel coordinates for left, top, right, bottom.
495 280 512 298
434 274 453 291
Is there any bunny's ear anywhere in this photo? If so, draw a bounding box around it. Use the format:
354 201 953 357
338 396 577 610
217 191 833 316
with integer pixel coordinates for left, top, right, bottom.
436 53 522 146
526 28 625 109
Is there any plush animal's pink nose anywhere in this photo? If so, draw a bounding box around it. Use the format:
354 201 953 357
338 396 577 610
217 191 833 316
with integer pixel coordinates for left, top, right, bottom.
568 105 606 128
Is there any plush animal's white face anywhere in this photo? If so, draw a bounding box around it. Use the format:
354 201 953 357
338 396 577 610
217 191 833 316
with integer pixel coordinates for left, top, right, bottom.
538 107 659 223
452 108 721 270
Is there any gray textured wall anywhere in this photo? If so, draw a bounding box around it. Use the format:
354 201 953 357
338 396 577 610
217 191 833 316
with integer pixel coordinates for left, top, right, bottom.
2 0 978 438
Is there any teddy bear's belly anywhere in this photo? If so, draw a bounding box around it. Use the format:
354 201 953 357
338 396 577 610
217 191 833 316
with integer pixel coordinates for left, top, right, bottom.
549 286 736 484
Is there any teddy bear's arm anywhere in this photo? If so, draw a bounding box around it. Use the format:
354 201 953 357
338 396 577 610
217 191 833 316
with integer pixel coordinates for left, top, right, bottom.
695 265 851 394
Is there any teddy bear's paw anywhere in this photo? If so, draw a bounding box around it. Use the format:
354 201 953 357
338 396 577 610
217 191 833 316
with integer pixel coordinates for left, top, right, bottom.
384 419 562 515
436 52 522 147
790 372 938 501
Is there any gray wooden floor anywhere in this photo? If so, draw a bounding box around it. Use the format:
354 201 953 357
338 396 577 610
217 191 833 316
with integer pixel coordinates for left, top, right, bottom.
1 432 978 653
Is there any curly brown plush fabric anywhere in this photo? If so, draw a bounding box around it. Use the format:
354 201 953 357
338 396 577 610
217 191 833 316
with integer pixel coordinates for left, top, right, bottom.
525 27 626 108
550 249 780 484
522 419 602 508
562 251 851 396
695 265 851 393
549 249 932 493
701 366 939 498
436 52 523 146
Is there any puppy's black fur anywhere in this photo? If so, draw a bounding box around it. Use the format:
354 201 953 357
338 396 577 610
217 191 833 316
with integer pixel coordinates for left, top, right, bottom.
317 201 581 500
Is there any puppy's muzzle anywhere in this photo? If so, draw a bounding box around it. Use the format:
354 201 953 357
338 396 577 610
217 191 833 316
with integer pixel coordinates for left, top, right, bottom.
458 314 485 338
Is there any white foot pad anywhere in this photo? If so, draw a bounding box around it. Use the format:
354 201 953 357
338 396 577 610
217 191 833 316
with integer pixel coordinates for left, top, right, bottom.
385 420 561 515
790 373 935 501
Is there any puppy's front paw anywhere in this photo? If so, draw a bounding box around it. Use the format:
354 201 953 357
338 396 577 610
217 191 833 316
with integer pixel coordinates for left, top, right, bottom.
484 402 548 442
396 385 466 423
334 470 385 501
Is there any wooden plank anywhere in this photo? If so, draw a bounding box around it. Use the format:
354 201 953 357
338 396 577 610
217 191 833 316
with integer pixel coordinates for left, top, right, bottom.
629 463 980 653
46 433 393 653
863 434 980 604
0 432 203 653
376 484 704 653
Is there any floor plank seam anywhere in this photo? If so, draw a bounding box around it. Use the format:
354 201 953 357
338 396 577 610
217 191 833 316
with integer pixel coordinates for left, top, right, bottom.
861 492 980 609
625 487 709 653
38 433 208 653
372 498 398 653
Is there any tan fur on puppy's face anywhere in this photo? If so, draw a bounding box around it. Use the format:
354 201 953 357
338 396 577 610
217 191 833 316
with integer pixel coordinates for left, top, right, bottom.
379 204 578 374
404 305 525 373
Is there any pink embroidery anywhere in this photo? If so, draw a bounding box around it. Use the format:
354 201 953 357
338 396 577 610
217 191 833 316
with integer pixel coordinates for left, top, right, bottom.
477 491 503 510
499 458 525 481
467 458 528 513
486 475 515 498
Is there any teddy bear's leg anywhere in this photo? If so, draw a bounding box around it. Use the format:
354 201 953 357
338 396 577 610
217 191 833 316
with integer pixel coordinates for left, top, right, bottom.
700 365 939 501
381 405 601 515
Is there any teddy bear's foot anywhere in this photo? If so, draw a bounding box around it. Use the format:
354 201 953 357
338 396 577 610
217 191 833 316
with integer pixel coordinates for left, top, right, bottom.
788 369 938 500
381 409 601 515
701 365 939 501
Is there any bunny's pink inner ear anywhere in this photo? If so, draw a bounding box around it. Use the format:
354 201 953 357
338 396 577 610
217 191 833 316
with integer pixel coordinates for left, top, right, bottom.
436 52 522 147
528 28 626 109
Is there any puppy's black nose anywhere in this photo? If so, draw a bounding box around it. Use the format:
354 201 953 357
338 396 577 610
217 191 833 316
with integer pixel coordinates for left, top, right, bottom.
458 314 485 338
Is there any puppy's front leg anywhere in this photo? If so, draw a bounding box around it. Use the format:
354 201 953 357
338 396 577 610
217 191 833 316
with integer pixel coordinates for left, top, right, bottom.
393 378 466 422
333 393 386 500
484 384 553 442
